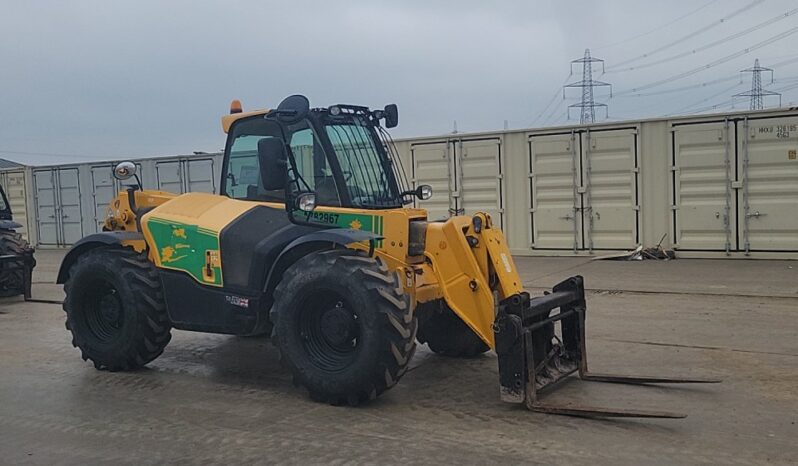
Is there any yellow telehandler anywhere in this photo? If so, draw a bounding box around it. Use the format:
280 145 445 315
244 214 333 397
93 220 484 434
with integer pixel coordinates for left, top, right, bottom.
57 95 717 418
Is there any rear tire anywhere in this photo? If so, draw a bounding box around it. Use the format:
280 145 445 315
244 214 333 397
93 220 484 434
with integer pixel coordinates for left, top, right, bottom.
63 247 171 371
0 229 32 297
417 301 490 357
272 249 416 405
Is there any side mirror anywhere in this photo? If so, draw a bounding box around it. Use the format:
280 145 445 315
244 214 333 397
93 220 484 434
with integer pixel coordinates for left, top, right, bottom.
384 104 398 128
258 138 288 191
113 161 142 191
416 184 432 200
274 94 310 124
113 161 137 180
401 184 433 201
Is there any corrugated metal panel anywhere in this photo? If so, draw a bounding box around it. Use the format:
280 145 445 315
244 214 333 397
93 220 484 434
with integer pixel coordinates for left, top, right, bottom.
156 157 218 195
0 170 29 240
457 139 503 229
672 122 732 251
583 129 639 250
528 133 581 250
90 166 117 234
739 116 798 252
186 158 216 193
58 168 83 244
410 141 452 221
156 160 184 194
33 168 83 246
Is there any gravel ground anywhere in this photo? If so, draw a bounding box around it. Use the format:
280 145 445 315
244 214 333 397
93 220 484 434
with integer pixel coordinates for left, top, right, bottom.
0 250 795 465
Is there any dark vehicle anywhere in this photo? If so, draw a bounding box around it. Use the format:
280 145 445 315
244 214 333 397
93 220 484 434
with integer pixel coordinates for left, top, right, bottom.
0 181 35 298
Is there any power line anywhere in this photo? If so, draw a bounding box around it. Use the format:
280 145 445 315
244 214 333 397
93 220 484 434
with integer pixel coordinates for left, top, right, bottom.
547 110 569 126
768 55 798 68
608 7 798 73
593 0 719 51
532 74 574 126
613 58 798 99
612 75 743 98
607 0 765 70
614 75 798 100
614 25 798 94
674 80 798 116
667 81 747 115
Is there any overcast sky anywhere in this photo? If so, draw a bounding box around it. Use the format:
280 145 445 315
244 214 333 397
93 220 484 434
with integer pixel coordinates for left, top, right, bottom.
2 0 797 165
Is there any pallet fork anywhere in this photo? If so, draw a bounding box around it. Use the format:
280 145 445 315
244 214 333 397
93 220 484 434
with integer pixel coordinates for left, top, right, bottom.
494 276 720 418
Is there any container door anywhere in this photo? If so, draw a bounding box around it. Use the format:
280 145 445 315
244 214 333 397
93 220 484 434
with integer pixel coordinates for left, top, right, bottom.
91 166 116 233
410 141 454 221
57 168 83 244
156 160 184 194
33 170 59 245
455 139 504 229
672 122 734 251
3 171 28 239
528 133 582 250
738 117 798 252
582 129 639 250
185 158 216 193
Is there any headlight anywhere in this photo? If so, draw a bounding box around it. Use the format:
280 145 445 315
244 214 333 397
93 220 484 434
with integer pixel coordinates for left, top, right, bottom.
297 193 316 212
408 220 428 256
472 215 482 233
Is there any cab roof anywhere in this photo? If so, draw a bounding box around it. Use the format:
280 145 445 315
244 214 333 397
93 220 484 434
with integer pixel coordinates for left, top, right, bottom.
221 109 270 134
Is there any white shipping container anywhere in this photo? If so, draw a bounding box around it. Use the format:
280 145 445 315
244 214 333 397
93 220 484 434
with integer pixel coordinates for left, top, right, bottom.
0 169 30 240
29 153 222 247
396 107 798 259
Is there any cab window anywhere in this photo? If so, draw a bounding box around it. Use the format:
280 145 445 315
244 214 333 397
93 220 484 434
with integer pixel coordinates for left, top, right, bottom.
224 118 283 201
287 121 340 206
224 118 340 206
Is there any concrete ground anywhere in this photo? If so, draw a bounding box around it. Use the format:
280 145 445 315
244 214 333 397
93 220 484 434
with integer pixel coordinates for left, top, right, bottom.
1 249 796 465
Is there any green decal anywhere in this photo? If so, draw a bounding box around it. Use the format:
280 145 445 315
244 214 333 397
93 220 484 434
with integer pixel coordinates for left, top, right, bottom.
297 210 384 248
147 218 222 286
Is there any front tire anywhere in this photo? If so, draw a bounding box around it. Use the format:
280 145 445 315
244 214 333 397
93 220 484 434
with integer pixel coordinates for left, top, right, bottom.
272 249 417 405
417 301 490 357
63 247 171 371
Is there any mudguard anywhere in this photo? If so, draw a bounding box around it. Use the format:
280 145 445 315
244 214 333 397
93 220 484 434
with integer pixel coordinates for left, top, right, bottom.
56 231 145 284
262 228 382 294
0 220 22 230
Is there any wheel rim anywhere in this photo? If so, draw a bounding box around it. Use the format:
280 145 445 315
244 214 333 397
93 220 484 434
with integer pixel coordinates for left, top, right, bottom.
79 280 125 343
298 292 360 372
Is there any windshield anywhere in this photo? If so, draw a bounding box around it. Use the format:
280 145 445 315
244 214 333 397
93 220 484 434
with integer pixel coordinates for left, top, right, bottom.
324 118 403 208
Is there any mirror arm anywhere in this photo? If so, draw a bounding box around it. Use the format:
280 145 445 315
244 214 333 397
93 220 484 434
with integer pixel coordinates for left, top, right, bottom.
226 172 237 187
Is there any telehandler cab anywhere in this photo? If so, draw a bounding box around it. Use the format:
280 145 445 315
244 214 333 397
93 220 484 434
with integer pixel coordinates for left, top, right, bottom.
58 95 717 418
